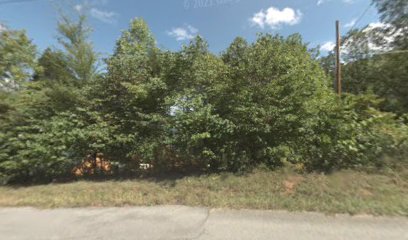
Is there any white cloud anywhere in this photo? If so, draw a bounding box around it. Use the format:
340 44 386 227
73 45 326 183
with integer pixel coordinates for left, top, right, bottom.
0 24 6 33
320 41 335 52
90 8 117 23
72 0 117 24
167 24 198 41
250 6 302 29
365 22 387 30
340 22 402 55
186 25 198 34
364 22 398 52
344 18 356 28
317 0 325 6
74 4 83 13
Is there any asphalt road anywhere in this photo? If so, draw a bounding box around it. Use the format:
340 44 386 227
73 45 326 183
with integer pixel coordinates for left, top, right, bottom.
0 206 407 240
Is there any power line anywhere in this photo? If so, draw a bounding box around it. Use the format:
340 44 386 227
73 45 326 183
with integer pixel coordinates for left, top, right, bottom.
341 3 374 82
348 3 373 32
374 50 408 55
0 0 43 5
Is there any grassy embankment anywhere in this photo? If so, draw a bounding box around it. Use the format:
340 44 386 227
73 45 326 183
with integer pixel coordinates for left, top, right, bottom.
0 168 407 216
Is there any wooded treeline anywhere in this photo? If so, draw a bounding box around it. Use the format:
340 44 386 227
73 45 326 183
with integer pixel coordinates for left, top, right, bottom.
0 0 407 184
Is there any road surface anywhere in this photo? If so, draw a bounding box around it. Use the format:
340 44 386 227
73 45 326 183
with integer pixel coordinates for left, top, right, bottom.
0 206 407 240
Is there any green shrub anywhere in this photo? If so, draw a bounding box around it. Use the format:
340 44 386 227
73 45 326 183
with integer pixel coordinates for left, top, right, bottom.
0 106 118 183
1 19 407 184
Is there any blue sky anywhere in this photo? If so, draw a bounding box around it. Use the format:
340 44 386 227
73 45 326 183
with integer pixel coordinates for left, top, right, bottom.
0 0 379 56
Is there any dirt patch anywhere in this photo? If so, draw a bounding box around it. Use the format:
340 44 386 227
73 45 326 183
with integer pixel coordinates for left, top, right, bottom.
283 176 304 195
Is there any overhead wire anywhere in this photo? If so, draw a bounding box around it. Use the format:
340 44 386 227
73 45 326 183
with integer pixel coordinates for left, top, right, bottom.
0 0 44 5
347 3 373 32
339 2 375 92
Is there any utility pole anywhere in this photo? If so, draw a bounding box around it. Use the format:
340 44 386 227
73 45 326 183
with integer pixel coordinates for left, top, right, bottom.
335 20 342 96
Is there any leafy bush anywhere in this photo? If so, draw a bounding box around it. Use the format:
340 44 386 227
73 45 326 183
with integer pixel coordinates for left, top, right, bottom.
0 105 117 183
0 18 407 184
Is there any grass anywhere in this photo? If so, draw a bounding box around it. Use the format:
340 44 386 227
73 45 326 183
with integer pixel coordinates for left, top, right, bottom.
0 168 407 216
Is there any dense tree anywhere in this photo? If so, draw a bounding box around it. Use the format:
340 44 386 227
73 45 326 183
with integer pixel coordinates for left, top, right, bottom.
320 0 408 113
34 48 72 83
222 37 248 67
34 15 98 85
0 16 407 184
219 34 336 170
0 27 39 90
55 15 98 83
88 18 168 168
0 15 100 183
372 0 408 49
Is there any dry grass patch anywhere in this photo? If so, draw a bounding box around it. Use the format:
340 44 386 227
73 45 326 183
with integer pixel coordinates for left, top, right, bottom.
0 169 407 216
